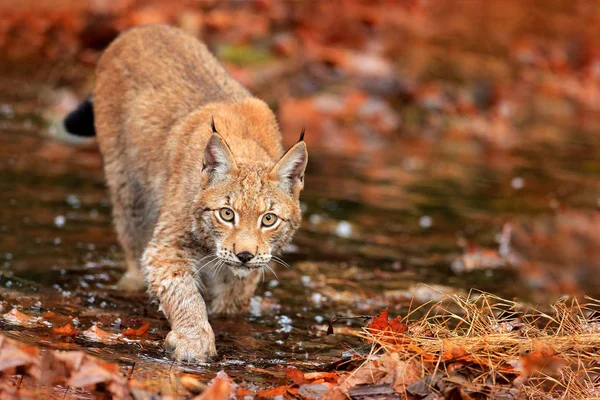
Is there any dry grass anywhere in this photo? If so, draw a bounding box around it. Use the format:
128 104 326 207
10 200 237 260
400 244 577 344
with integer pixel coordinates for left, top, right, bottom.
352 290 600 399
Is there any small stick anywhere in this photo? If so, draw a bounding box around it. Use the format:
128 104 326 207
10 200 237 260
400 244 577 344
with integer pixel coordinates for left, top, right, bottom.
327 315 372 335
127 362 136 380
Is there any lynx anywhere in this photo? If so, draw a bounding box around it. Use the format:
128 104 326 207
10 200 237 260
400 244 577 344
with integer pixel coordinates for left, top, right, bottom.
60 25 307 361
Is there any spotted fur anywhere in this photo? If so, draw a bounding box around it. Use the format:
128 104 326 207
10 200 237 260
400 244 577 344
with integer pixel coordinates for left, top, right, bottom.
93 25 307 361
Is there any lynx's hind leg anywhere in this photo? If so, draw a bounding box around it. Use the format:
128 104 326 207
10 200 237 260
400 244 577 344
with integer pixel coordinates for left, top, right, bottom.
104 161 154 291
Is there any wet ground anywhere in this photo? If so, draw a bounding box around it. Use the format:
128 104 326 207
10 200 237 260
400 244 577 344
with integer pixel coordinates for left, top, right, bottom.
0 67 599 392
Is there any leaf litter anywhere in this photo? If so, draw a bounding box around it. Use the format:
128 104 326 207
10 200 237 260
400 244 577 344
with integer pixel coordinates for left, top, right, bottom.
0 293 598 399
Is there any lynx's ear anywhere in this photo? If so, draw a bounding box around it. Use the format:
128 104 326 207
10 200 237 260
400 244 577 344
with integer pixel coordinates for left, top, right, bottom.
202 133 237 185
270 140 308 196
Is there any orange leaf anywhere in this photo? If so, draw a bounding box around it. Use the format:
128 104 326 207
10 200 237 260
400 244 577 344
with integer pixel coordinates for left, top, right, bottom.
52 323 77 337
367 308 389 332
366 309 409 345
389 316 408 334
442 340 469 362
520 342 567 377
367 309 408 334
285 366 307 385
256 385 290 398
82 325 117 344
42 311 55 319
236 387 253 398
123 322 150 337
303 371 339 383
198 376 232 400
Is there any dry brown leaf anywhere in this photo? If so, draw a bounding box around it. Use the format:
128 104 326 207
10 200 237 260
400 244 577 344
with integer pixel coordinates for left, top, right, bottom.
180 375 207 394
338 359 387 392
54 351 129 398
255 385 291 398
378 353 421 393
195 374 233 400
442 340 470 362
303 371 339 384
519 341 567 377
0 336 40 379
286 366 308 385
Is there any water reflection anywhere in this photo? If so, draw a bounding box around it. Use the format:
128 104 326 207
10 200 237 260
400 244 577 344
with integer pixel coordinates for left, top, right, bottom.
0 73 599 382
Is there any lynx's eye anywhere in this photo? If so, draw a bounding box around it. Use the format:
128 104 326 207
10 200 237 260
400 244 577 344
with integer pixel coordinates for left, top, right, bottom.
261 213 278 227
219 207 235 222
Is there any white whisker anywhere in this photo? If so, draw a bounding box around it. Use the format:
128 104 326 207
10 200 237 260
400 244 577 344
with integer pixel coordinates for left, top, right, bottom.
211 261 221 278
194 256 219 277
264 264 278 280
271 256 291 269
259 267 265 289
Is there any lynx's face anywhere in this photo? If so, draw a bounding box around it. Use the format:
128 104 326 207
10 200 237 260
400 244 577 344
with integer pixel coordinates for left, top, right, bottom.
194 133 307 278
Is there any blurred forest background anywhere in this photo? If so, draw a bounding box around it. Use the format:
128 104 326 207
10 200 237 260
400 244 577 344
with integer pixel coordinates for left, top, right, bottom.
0 0 600 398
3 0 598 298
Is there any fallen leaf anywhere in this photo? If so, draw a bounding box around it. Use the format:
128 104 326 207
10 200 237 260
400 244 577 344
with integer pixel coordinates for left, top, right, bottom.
256 385 291 398
82 325 117 344
298 383 334 399
442 340 470 362
519 341 567 377
0 336 40 378
181 375 207 394
123 322 150 337
286 366 308 385
236 387 253 398
52 323 78 337
2 309 40 327
42 311 55 319
195 372 233 400
367 308 390 332
378 353 421 393
303 371 339 383
366 309 409 345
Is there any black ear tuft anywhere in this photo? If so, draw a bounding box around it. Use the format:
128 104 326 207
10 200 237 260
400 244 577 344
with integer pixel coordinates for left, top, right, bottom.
299 127 306 142
211 117 218 133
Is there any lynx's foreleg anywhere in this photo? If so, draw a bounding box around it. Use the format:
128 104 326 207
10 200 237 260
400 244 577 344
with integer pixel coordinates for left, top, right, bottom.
142 243 216 361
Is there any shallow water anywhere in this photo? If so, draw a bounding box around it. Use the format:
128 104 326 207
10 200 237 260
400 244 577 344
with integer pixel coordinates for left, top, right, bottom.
0 70 599 389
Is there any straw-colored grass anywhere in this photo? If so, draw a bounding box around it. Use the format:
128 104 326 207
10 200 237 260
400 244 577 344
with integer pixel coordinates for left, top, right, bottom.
349 291 600 399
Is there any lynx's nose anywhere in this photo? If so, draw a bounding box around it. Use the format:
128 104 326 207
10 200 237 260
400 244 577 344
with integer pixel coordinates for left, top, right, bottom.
236 251 255 264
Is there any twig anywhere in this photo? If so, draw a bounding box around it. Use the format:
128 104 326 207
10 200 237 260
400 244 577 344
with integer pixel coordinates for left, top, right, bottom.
127 362 136 380
327 314 372 335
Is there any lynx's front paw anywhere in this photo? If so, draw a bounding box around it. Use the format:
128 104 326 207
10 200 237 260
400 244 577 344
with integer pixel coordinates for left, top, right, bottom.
164 328 217 361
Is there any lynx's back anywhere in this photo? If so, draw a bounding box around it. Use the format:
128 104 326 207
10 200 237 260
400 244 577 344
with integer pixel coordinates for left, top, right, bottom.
93 24 283 202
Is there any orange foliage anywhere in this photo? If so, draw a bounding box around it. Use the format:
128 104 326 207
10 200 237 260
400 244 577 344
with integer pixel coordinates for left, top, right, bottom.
366 309 409 346
255 385 291 398
42 311 55 319
520 342 567 377
51 323 77 337
285 366 308 385
196 376 232 400
123 322 150 337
